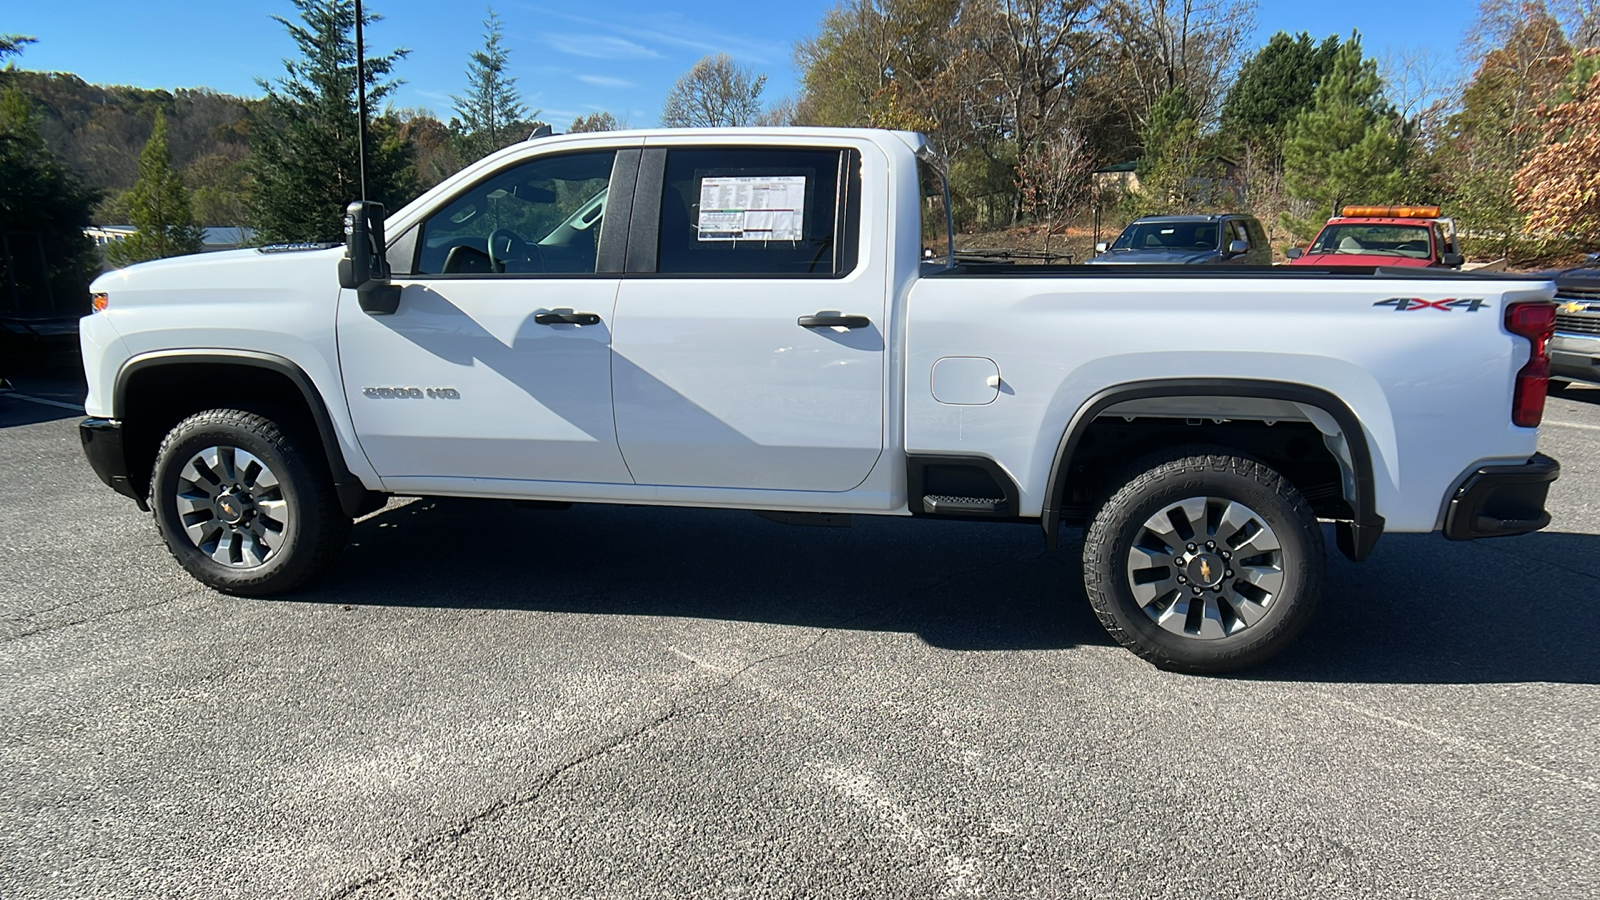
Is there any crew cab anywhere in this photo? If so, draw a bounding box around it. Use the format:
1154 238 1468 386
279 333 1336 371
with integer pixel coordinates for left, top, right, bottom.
1086 214 1270 265
1287 205 1464 268
79 128 1559 673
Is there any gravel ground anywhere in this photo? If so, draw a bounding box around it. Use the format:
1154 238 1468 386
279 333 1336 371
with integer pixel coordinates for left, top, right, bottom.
1 372 1596 899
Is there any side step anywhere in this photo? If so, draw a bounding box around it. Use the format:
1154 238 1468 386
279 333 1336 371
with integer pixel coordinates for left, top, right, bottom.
922 494 1005 514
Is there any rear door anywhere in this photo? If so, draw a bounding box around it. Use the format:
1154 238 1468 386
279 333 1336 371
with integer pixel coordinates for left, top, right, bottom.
607 141 887 492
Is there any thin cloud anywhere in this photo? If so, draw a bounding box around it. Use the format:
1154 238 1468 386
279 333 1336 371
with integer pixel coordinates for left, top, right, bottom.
519 5 786 65
577 74 634 88
542 33 662 60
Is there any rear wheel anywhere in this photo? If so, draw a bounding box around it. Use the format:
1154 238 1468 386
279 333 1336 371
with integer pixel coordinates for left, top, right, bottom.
1083 449 1324 674
150 409 350 595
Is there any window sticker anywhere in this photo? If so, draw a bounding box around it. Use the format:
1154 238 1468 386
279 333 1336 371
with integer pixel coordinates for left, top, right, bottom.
697 175 807 241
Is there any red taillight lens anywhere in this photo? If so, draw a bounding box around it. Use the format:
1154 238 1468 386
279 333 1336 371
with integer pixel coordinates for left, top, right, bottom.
1513 355 1549 428
1506 301 1555 428
1506 301 1555 355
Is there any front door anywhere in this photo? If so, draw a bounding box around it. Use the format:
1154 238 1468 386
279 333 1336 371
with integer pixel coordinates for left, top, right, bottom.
338 147 636 486
609 144 886 492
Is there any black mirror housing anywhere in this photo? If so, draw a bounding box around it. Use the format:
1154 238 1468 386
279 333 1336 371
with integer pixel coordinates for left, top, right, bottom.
340 201 402 315
1441 252 1465 268
1285 247 1303 260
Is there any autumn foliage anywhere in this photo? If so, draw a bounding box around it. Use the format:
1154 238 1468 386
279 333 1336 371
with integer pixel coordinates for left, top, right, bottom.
1516 53 1600 237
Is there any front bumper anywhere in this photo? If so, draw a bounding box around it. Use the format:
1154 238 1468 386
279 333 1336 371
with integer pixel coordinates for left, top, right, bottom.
1551 332 1600 383
79 417 148 510
1443 454 1559 540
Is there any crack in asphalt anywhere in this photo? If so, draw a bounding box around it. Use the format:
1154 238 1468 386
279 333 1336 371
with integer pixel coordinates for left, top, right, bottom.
1477 537 1600 583
322 631 836 900
321 543 1054 899
4 586 209 642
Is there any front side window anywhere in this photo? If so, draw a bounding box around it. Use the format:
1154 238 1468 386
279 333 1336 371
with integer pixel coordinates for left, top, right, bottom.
655 147 861 276
415 150 616 276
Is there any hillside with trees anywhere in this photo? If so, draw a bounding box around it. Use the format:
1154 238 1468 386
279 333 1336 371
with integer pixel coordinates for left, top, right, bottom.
3 0 1598 320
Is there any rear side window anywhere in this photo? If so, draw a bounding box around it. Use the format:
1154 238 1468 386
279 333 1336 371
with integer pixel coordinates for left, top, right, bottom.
655 147 861 277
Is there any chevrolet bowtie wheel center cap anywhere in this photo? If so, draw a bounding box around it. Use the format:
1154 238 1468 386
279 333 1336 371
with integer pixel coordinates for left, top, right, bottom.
1186 553 1227 588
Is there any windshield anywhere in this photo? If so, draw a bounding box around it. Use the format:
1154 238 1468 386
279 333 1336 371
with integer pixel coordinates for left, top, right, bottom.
1310 224 1433 258
1111 221 1220 252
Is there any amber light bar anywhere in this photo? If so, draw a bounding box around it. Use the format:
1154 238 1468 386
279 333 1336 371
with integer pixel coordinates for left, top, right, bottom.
1340 205 1441 219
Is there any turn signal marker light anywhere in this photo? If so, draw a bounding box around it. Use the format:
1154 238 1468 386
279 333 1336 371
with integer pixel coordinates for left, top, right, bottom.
91 292 109 312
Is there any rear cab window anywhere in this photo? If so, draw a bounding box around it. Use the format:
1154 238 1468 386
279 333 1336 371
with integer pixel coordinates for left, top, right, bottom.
653 147 861 277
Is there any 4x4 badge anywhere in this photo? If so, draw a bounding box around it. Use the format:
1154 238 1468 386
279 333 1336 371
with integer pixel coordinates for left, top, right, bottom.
1373 297 1488 312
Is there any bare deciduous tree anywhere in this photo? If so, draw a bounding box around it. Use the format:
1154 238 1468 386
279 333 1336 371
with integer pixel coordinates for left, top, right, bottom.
660 54 767 128
1016 125 1093 255
1381 46 1460 146
1098 0 1257 130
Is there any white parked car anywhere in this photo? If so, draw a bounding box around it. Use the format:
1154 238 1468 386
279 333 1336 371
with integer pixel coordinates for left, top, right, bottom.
79 128 1559 673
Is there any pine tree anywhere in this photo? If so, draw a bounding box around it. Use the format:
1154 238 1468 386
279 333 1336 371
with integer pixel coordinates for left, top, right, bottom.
248 0 414 244
1280 35 1406 239
452 9 532 162
1220 32 1342 163
104 111 203 267
0 87 99 314
1136 87 1218 212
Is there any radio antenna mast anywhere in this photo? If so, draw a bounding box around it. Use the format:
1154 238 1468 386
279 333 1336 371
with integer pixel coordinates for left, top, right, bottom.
354 0 369 204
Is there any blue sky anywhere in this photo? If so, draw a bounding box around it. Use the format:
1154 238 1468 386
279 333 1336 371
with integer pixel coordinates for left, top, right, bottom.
10 1 1481 128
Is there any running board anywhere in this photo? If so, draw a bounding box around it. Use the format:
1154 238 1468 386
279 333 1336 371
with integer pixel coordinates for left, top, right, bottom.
922 495 1006 514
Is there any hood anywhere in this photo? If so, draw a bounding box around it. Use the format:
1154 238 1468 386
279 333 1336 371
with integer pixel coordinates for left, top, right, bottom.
1084 248 1220 265
90 245 343 294
89 244 346 314
1552 267 1600 296
1290 253 1434 268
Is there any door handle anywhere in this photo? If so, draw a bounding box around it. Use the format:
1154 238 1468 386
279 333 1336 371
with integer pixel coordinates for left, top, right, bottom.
798 313 871 329
535 311 602 326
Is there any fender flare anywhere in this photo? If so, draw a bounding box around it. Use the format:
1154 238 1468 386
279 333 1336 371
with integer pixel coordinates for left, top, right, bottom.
114 349 381 518
1040 377 1384 561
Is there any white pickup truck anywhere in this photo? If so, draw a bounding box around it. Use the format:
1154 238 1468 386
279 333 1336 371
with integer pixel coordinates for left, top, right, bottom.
79 127 1560 673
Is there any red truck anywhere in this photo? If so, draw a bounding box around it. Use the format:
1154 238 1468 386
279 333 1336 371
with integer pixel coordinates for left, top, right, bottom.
1286 206 1464 268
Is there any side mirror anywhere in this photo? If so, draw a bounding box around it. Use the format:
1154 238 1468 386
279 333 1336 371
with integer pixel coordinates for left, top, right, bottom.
338 201 402 315
1094 242 1108 253
1285 247 1303 260
1227 240 1249 256
1586 251 1599 265
1441 252 1464 268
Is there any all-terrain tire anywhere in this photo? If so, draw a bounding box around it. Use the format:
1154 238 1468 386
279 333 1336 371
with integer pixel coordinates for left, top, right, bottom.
1082 447 1325 674
150 409 350 596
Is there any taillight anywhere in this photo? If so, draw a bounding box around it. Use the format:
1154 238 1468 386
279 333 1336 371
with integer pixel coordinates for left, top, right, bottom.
1506 301 1555 428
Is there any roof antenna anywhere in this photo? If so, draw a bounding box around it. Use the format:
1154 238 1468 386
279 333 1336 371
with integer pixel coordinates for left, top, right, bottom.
354 0 369 204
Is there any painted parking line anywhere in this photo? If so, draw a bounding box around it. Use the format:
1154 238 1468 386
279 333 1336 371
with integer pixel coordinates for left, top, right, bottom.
0 392 85 412
1544 420 1600 432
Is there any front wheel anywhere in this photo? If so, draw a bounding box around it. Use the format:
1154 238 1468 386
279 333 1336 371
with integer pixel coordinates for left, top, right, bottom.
1082 449 1325 674
150 409 350 596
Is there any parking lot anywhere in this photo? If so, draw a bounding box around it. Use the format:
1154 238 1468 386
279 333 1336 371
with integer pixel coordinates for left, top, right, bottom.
1 360 1596 899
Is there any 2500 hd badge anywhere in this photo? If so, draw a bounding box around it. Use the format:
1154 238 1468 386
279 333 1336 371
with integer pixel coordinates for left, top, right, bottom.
362 387 461 399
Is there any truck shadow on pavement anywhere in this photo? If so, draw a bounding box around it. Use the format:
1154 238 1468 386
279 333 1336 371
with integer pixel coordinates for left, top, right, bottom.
297 497 1600 685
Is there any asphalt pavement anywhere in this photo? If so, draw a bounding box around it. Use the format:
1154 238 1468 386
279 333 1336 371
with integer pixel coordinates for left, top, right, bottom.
1 364 1596 899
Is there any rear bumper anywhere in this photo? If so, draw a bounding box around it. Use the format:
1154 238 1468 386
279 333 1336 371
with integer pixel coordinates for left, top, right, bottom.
79 417 147 510
1443 453 1559 540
